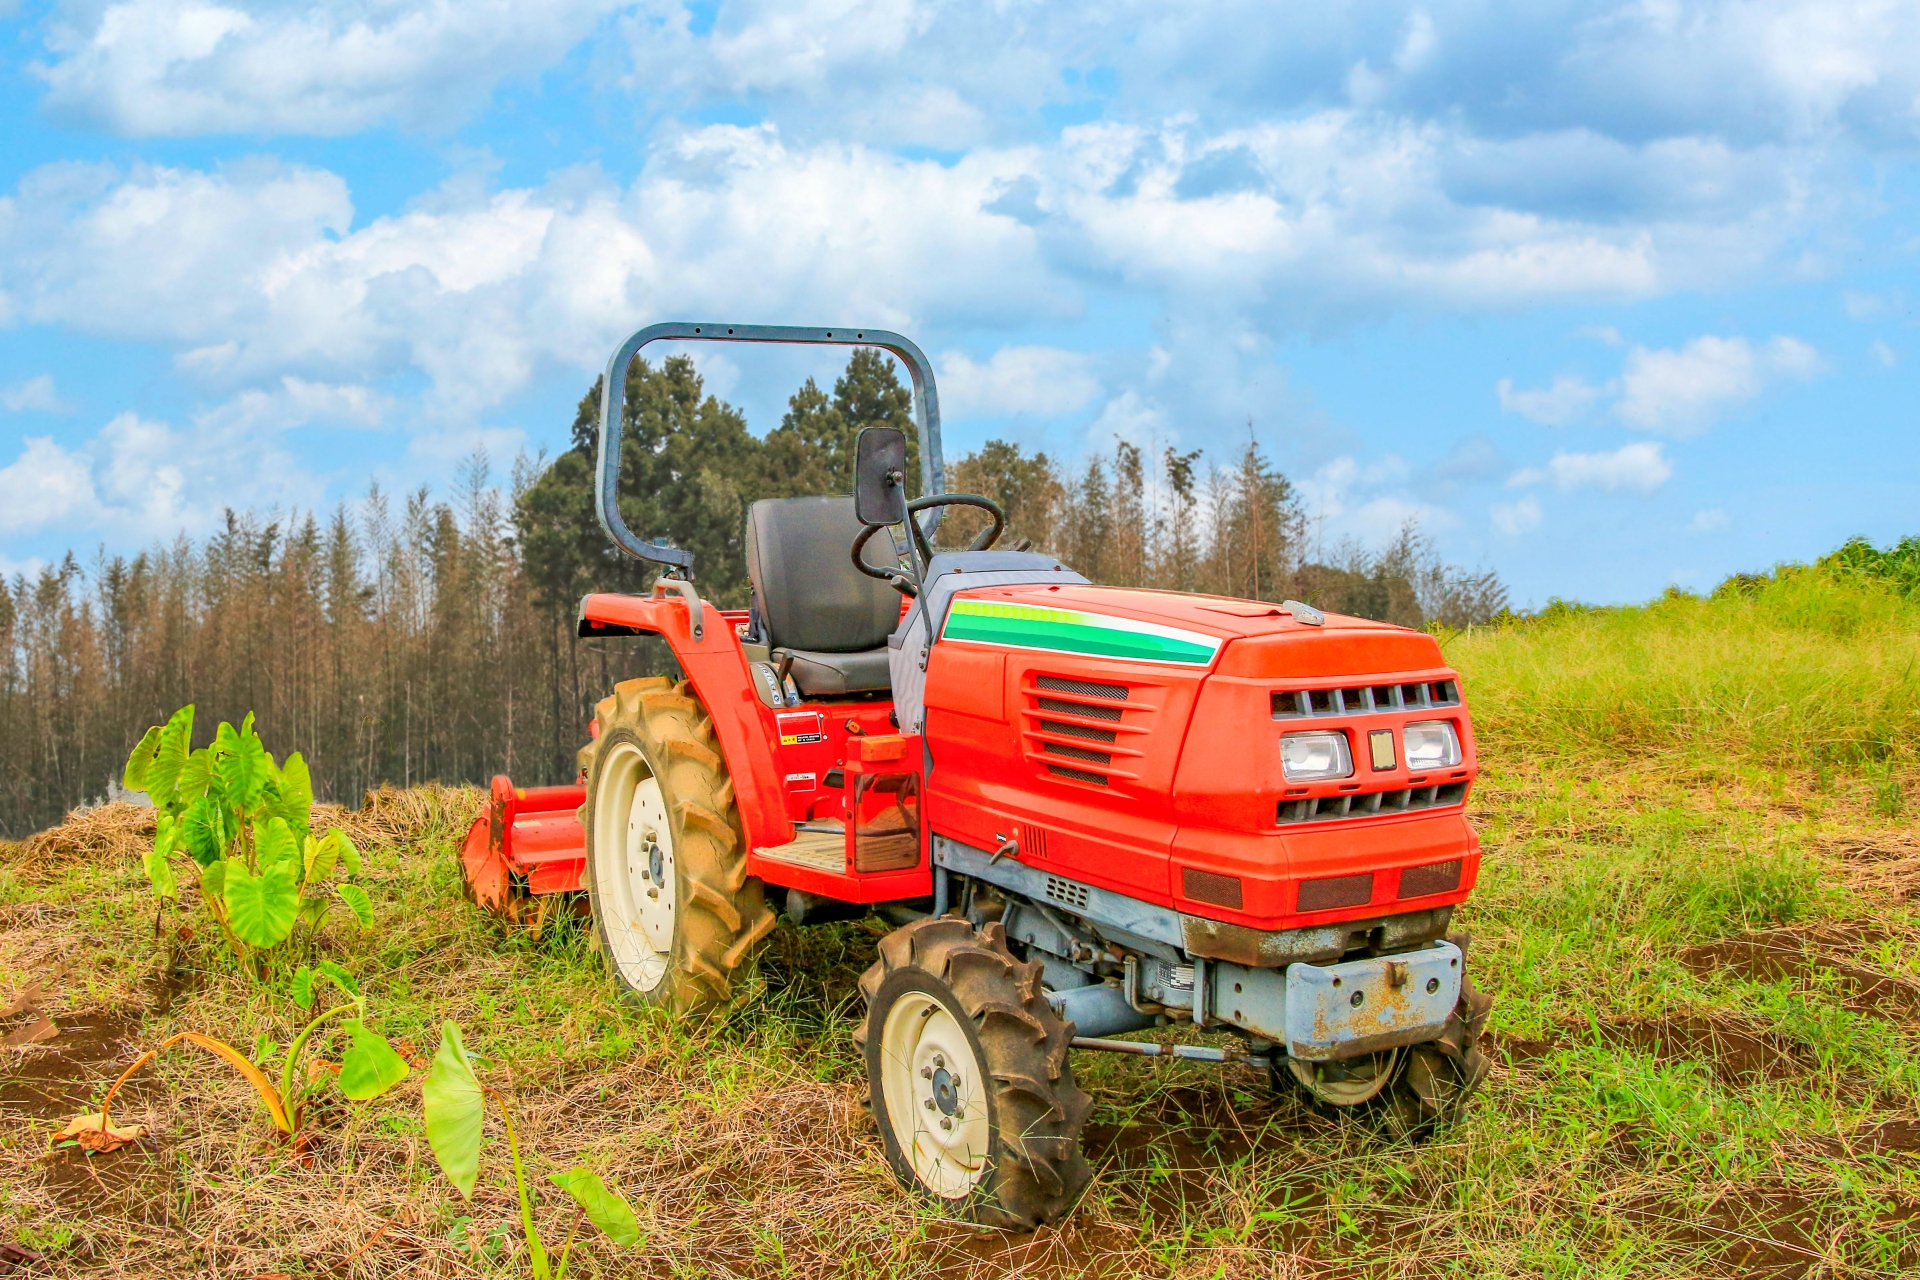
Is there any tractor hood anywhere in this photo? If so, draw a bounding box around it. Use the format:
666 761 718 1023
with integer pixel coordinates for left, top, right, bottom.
937 583 1445 679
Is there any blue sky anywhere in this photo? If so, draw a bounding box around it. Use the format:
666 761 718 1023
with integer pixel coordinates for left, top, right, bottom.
1 0 1916 605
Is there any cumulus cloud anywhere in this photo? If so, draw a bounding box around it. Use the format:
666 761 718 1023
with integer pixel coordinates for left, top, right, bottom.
1614 334 1821 435
1496 373 1603 426
1 374 71 413
1490 494 1541 536
35 0 627 136
0 436 95 531
1690 508 1728 532
939 346 1099 419
1510 441 1673 495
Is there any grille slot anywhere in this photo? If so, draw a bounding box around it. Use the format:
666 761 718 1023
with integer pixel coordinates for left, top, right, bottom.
1038 675 1129 701
1043 741 1112 766
1045 876 1091 909
1039 718 1117 745
1277 781 1467 825
1022 825 1050 860
1274 679 1460 719
1046 763 1109 785
1399 859 1463 898
1038 695 1121 722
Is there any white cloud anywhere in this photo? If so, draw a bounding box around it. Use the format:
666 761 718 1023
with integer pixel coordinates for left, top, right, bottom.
1 374 71 412
1690 508 1728 532
1614 335 1821 436
940 346 1099 419
1496 373 1602 426
1509 441 1673 495
0 436 96 531
35 0 626 136
1490 494 1541 536
1843 288 1905 320
1870 339 1897 368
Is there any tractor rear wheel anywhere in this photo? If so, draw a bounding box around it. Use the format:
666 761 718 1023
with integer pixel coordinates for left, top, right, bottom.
857 917 1092 1228
578 676 776 1015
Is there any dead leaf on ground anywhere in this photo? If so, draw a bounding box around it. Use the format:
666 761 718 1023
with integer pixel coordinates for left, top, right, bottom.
1 980 44 1017
51 1111 146 1153
2 1016 57 1048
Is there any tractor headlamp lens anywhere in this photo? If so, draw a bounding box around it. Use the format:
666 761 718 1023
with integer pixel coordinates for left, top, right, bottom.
1280 731 1353 781
1403 721 1463 770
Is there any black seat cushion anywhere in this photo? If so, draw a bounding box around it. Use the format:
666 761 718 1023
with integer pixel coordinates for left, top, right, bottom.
776 647 893 697
746 496 900 695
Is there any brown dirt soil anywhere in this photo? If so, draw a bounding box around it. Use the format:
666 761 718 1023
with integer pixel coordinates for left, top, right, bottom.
1678 926 1920 1023
1627 1185 1920 1280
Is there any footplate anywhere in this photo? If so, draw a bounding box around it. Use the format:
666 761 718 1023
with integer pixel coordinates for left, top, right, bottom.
1284 940 1462 1061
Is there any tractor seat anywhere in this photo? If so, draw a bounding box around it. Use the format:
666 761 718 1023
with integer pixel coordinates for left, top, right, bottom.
745 495 901 697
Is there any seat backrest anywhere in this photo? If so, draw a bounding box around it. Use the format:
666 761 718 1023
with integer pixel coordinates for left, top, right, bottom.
745 496 901 653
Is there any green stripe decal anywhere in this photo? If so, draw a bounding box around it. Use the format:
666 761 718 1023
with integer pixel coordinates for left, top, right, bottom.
942 600 1221 665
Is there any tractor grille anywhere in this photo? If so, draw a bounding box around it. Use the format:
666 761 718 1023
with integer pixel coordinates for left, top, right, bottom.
1273 680 1458 719
1277 781 1468 825
1025 673 1150 787
1021 824 1050 860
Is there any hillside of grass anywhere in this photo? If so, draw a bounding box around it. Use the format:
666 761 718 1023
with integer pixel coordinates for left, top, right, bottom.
3 560 1918 1278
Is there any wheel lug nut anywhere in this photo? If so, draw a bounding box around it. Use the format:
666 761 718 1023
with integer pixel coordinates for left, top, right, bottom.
939 1117 952 1131
933 1054 944 1068
923 1098 934 1110
920 1067 932 1079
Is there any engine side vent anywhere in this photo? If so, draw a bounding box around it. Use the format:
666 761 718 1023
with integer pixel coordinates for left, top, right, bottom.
1039 718 1117 745
1042 741 1113 767
1038 695 1121 722
1021 825 1049 860
1046 763 1109 785
1044 875 1091 909
1037 675 1129 701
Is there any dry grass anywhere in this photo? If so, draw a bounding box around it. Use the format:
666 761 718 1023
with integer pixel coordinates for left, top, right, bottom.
6 803 155 882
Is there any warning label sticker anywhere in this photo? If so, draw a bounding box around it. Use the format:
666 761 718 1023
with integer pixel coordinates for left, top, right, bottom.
777 712 825 746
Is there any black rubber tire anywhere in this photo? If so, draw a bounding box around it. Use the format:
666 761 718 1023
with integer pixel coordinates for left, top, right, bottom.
578 676 776 1015
857 917 1092 1228
1277 935 1494 1137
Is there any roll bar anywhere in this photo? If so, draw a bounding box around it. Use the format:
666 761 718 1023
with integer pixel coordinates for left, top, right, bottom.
596 322 947 575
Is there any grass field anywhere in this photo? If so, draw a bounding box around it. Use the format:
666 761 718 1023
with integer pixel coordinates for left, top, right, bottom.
4 568 1920 1277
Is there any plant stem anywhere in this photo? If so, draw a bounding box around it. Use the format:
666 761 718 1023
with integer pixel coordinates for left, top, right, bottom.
552 1208 584 1280
279 1001 360 1128
493 1090 549 1280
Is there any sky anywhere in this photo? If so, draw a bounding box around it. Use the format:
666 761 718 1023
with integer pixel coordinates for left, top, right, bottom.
1 0 1917 606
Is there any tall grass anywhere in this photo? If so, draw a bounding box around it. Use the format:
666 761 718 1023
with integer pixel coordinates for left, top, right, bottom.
1449 571 1920 767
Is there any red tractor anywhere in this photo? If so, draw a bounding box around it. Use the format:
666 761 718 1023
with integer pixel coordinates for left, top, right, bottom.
463 323 1493 1227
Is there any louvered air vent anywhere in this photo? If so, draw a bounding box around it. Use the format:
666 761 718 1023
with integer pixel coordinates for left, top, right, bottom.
1023 674 1152 787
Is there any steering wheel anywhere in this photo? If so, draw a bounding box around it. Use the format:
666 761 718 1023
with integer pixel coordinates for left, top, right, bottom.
851 493 1007 594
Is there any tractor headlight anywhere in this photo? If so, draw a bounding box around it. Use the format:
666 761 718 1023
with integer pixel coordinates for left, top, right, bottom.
1280 731 1353 781
1403 720 1463 770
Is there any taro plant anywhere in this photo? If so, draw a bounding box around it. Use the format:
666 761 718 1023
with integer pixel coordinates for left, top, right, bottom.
57 962 409 1150
126 705 372 977
424 1021 641 1279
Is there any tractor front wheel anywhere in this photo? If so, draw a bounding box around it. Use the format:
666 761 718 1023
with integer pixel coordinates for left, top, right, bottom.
579 677 776 1015
857 918 1092 1228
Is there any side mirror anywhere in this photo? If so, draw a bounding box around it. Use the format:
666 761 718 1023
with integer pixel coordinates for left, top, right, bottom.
853 426 909 526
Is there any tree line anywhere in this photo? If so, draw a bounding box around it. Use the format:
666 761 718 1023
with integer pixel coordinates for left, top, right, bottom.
0 352 1503 836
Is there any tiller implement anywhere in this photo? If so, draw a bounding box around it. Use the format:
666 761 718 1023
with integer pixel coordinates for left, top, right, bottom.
464 323 1494 1227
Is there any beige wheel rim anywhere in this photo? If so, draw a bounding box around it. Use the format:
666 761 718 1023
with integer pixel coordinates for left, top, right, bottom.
1288 1047 1401 1106
592 741 674 993
880 991 992 1199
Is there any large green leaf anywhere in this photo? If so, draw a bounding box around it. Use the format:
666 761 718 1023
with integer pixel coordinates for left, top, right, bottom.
338 1020 410 1101
200 857 227 901
333 829 362 878
143 844 178 900
316 958 359 996
151 706 195 806
423 1021 486 1199
274 752 313 831
336 882 374 927
215 717 271 811
549 1167 642 1247
290 965 317 1010
223 857 301 947
124 726 161 794
255 816 302 875
181 795 227 867
175 747 214 808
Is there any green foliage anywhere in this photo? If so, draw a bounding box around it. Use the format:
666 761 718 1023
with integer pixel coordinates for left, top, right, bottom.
126 705 371 976
274 963 410 1131
1820 534 1920 599
424 1020 640 1279
1449 568 1920 767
